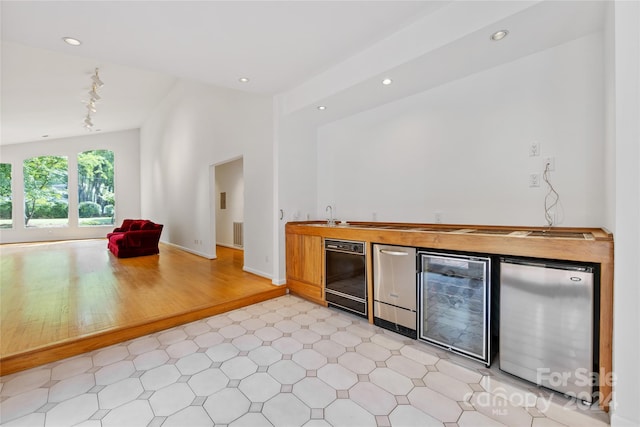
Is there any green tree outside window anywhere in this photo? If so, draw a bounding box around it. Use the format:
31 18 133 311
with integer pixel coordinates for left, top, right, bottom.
78 150 115 226
23 156 68 227
0 163 12 228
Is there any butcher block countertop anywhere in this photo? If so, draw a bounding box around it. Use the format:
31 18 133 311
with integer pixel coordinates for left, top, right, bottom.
287 221 613 262
285 221 614 411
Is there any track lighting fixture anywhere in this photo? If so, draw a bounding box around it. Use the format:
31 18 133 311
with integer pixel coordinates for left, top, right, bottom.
82 68 104 131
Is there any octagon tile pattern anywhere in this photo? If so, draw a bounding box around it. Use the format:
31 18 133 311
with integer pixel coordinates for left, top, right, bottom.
0 295 610 426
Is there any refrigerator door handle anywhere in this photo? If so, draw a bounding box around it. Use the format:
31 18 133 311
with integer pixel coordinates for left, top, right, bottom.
379 249 410 256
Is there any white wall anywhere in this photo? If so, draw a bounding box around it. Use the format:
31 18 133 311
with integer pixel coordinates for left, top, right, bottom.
317 33 605 227
274 105 321 283
0 129 141 243
603 2 616 230
215 157 244 248
609 1 640 425
140 80 274 278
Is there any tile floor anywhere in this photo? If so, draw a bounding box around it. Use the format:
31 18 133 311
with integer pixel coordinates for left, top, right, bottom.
0 295 610 427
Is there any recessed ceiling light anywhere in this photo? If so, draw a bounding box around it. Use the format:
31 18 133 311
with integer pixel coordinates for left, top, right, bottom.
62 37 82 46
317 106 327 111
490 30 509 41
239 77 250 83
382 78 393 85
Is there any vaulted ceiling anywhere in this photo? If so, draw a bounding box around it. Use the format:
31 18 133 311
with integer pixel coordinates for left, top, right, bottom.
1 1 606 145
1 1 442 145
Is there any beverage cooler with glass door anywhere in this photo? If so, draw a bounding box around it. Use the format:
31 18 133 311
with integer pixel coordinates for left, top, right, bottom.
417 250 496 366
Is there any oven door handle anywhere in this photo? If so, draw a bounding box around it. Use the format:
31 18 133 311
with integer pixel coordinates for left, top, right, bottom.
380 249 410 256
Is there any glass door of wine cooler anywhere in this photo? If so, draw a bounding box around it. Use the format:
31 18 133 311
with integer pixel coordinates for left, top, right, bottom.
418 251 493 365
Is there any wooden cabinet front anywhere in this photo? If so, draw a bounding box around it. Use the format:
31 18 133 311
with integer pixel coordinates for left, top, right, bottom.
286 233 325 305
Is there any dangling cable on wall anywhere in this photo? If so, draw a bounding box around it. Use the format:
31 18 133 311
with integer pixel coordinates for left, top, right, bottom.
543 160 560 227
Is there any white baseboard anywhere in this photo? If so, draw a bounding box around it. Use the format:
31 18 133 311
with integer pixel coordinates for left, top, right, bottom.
611 412 640 427
161 240 280 283
242 265 271 280
216 242 244 250
160 240 215 259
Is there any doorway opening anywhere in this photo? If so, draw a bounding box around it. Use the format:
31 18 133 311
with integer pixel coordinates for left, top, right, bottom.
214 157 244 250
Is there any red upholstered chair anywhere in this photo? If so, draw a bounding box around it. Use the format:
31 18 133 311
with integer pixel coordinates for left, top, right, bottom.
107 219 163 258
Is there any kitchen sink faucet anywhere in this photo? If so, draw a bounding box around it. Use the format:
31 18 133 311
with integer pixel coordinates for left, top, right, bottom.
326 205 335 226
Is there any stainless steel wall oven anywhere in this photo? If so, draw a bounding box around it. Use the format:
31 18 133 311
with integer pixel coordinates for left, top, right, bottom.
324 239 367 317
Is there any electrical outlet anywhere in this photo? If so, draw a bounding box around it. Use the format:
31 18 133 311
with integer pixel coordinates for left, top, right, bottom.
434 212 443 224
529 173 540 187
543 157 555 171
372 212 377 221
529 142 540 157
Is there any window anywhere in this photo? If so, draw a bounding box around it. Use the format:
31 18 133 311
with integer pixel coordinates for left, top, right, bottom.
0 163 12 229
23 156 68 228
78 150 115 226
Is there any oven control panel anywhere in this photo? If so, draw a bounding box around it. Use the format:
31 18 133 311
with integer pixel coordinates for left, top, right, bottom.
324 239 365 255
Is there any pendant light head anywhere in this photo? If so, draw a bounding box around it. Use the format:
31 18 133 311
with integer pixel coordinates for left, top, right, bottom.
91 68 104 88
86 100 97 113
88 84 101 101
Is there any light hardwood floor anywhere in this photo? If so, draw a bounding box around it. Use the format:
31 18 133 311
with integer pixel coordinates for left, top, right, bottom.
0 239 285 375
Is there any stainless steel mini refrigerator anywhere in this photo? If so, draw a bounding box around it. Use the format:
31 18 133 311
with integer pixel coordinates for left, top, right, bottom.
500 257 597 403
418 251 494 366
